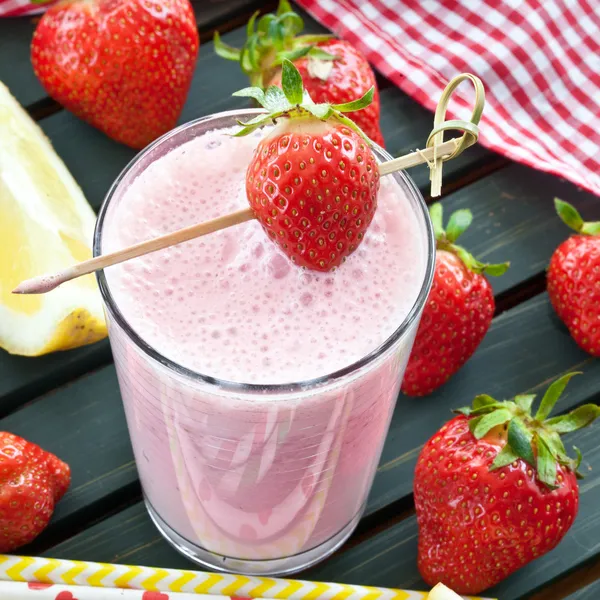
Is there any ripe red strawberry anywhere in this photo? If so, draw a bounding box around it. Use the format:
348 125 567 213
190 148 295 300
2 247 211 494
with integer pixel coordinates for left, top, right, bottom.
402 204 508 396
235 59 379 271
0 432 70 551
547 198 600 356
31 0 199 149
415 373 600 594
215 0 384 146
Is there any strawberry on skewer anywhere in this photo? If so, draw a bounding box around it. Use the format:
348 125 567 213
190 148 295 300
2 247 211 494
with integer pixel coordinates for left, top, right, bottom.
215 0 384 146
415 373 600 594
234 59 380 271
402 203 509 397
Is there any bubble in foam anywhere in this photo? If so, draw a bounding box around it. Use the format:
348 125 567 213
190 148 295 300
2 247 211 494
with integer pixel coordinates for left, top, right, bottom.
267 254 290 279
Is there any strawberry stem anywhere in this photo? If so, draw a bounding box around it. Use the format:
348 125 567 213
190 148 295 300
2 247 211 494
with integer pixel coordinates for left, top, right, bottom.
429 203 509 276
555 198 600 236
456 372 600 488
232 59 373 139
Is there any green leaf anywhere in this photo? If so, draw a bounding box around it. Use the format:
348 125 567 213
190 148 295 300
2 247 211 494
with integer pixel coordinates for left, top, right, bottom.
429 203 444 240
263 86 289 112
307 47 339 60
277 0 293 16
279 12 304 37
507 417 535 467
281 59 304 105
213 32 241 62
232 87 266 105
536 434 558 488
332 87 374 113
246 10 260 37
257 14 277 35
473 394 498 410
472 408 512 439
573 446 583 471
294 33 335 45
268 19 285 48
468 415 483 435
482 261 510 277
581 222 600 235
542 430 570 464
535 372 581 421
455 406 472 416
515 394 536 414
304 103 332 120
554 198 584 233
275 46 313 64
490 445 519 470
546 404 600 433
445 209 473 243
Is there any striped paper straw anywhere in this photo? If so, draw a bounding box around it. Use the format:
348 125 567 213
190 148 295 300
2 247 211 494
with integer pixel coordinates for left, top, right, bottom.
0 555 494 600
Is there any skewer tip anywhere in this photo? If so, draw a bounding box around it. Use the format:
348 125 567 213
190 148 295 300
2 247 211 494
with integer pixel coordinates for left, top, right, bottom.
12 274 62 295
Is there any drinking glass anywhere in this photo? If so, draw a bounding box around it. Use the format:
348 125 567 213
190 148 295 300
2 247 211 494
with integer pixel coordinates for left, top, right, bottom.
94 109 435 576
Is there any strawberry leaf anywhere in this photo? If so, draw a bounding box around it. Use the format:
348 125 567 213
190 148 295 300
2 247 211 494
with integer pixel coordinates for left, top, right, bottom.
490 444 519 470
213 32 242 62
554 198 584 232
275 46 312 64
304 104 333 120
482 261 510 276
332 87 375 113
232 87 266 104
247 10 260 37
472 408 512 439
281 59 304 104
536 433 558 488
546 404 600 433
445 209 472 243
307 47 339 61
515 394 536 414
473 394 498 409
535 372 581 421
508 417 535 467
429 203 444 241
263 85 289 111
277 0 293 16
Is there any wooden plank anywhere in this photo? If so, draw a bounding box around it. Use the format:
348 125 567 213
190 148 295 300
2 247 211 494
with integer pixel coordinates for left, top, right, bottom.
39 399 600 600
0 0 269 110
15 293 600 552
0 17 46 107
0 341 110 419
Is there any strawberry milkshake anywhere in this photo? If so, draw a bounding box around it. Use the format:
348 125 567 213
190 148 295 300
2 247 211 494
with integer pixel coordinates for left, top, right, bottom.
96 109 434 574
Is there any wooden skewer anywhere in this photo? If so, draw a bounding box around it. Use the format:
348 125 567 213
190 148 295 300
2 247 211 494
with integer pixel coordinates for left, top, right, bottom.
12 138 462 296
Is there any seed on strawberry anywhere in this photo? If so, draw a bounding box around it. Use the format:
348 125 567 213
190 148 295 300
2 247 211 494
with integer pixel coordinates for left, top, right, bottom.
415 373 600 594
215 0 384 145
234 59 380 271
0 432 70 552
402 203 509 396
547 198 600 356
31 0 199 149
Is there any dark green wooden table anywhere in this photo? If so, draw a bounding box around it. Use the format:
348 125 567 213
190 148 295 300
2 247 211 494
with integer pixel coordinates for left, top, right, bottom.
1 2 599 598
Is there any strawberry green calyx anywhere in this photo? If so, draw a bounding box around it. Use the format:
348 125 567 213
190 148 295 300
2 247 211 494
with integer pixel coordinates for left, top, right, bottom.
429 203 509 276
233 59 373 139
555 198 600 236
456 372 600 488
214 0 337 88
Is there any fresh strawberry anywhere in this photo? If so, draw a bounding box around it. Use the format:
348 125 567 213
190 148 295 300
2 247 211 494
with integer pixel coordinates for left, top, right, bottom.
234 59 379 271
31 0 199 149
415 373 600 594
402 204 508 396
215 0 384 146
547 198 600 356
0 432 70 551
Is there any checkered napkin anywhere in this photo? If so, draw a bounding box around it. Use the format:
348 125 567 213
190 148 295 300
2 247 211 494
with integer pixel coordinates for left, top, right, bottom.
0 0 54 17
297 0 600 196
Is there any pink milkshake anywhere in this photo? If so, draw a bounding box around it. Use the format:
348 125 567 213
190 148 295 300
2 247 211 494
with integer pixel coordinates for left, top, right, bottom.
96 109 434 574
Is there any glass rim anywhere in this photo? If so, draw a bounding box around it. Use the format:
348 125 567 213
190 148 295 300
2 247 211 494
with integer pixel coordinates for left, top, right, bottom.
94 108 435 394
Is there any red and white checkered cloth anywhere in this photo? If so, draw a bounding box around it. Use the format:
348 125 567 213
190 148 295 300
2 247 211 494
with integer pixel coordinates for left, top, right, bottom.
297 0 600 197
0 0 55 17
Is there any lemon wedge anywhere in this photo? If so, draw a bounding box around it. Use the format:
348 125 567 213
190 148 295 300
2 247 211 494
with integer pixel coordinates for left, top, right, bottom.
0 81 106 356
428 583 463 600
